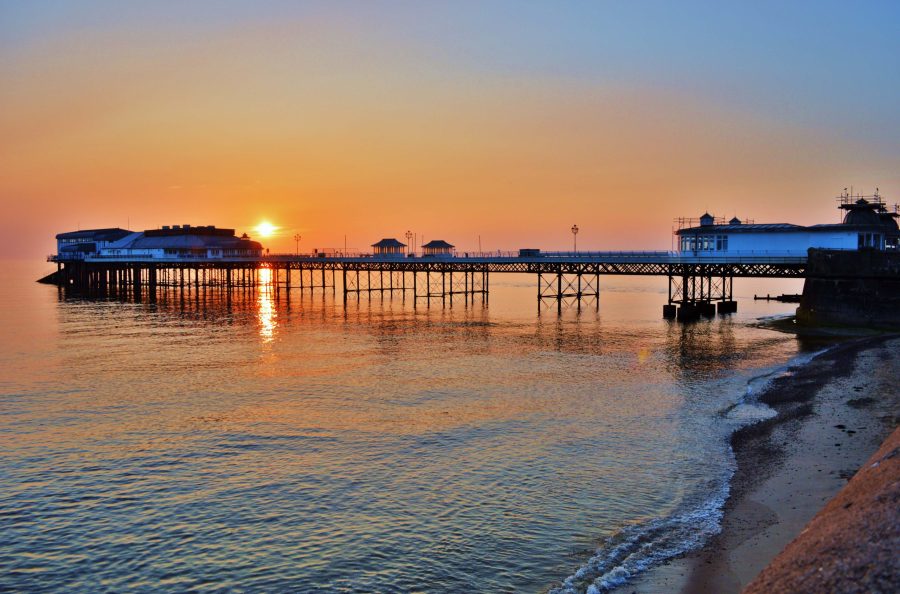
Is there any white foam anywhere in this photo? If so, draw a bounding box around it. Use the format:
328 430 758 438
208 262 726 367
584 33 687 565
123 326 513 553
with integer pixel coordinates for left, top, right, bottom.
552 345 836 593
716 346 831 429
725 402 777 423
550 477 731 593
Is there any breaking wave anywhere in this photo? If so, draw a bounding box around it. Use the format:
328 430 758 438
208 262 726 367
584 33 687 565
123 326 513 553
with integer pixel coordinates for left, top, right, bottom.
549 474 731 594
551 346 832 594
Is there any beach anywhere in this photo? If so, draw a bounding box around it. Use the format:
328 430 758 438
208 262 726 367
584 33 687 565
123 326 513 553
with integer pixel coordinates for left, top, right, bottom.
626 334 900 593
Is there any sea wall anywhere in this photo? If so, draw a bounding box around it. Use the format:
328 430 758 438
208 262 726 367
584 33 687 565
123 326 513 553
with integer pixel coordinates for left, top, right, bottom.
742 425 900 594
796 249 900 329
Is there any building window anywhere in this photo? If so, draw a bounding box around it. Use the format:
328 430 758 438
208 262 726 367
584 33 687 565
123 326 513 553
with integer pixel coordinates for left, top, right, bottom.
681 234 729 252
858 233 883 249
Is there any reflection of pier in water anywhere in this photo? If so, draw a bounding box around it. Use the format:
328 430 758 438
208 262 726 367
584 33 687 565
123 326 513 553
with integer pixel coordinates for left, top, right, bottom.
50 252 806 321
55 277 806 395
56 268 498 345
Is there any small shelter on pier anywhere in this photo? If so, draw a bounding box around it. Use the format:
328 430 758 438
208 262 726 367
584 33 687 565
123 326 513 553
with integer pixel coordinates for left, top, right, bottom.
372 238 406 256
422 240 454 256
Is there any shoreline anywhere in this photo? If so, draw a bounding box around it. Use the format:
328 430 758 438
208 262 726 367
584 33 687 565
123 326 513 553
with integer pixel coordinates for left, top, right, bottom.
621 333 900 593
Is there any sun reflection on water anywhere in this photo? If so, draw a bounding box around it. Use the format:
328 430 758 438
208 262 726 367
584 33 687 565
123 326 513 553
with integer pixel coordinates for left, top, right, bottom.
257 267 277 342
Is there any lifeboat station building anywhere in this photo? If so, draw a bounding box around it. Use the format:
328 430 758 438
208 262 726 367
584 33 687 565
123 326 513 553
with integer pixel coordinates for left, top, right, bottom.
55 225 263 260
676 196 899 256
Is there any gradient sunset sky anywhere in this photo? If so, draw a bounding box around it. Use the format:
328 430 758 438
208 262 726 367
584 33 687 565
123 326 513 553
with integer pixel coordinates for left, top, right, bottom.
2 1 899 257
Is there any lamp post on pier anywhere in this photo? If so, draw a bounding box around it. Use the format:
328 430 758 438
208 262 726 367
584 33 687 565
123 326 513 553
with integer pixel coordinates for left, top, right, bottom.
405 230 413 255
571 224 579 253
294 234 301 256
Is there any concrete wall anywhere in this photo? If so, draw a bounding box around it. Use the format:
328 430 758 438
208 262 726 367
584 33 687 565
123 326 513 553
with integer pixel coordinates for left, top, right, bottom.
796 249 900 329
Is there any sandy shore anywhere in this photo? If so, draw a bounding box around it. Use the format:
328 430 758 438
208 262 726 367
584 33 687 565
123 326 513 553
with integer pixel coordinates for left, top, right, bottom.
622 334 900 593
743 424 900 593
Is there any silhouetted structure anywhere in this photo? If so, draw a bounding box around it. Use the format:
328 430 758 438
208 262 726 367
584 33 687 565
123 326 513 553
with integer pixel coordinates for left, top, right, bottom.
422 240 454 256
46 190 898 321
371 238 406 256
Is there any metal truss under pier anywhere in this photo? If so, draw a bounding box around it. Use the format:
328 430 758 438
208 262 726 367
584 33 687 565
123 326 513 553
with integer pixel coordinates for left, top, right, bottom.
665 269 736 322
538 272 600 313
49 252 806 321
341 266 488 305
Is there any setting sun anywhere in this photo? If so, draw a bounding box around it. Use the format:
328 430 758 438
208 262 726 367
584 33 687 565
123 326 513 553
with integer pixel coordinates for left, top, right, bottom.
255 222 277 237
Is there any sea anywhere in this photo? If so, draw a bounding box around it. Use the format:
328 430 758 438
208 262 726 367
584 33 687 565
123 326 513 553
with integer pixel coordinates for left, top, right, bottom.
0 260 813 593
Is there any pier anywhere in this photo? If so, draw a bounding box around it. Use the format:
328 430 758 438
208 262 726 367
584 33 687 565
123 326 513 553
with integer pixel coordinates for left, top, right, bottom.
47 251 806 321
47 193 900 321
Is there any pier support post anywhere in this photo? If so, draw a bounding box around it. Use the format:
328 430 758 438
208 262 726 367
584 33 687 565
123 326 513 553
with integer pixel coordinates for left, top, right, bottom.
717 300 738 314
132 265 141 301
149 267 157 302
677 303 699 322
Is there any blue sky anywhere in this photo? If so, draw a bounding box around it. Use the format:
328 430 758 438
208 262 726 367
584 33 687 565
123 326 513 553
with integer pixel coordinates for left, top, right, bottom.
2 1 899 255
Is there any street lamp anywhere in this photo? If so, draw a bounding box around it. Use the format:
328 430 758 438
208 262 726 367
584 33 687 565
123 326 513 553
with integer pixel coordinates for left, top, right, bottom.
571 224 579 253
405 230 413 255
293 233 301 255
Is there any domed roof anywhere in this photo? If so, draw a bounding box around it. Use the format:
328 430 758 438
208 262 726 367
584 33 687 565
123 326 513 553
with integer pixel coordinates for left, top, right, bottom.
839 197 891 227
879 213 899 231
729 217 742 225
842 208 882 226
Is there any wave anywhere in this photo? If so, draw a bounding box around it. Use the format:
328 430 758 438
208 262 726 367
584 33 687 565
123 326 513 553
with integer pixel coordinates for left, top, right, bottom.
549 475 731 594
551 345 833 594
724 347 827 424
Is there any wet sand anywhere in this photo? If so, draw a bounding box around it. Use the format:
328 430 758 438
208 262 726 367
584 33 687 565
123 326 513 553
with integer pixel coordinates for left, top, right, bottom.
623 335 900 593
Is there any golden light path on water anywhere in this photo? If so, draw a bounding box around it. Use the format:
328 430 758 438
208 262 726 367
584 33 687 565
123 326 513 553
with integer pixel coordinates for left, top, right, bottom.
256 267 277 342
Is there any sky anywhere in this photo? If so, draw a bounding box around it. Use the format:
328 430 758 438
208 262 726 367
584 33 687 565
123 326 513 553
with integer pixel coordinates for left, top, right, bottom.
2 1 900 257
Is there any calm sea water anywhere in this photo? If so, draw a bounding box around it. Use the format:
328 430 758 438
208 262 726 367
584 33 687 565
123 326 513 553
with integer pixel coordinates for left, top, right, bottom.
1 261 808 593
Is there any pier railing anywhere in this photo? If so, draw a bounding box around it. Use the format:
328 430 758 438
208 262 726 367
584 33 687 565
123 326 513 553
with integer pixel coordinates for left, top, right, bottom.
261 250 808 264
50 250 809 266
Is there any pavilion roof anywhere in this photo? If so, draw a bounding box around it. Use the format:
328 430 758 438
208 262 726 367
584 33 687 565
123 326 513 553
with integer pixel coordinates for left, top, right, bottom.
372 238 407 248
422 240 454 248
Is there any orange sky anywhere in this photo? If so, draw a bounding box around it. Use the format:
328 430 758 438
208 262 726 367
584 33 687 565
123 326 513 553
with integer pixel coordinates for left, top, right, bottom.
2 3 899 258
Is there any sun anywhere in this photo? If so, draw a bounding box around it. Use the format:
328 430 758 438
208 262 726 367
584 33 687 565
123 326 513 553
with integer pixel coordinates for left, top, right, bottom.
255 221 277 237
